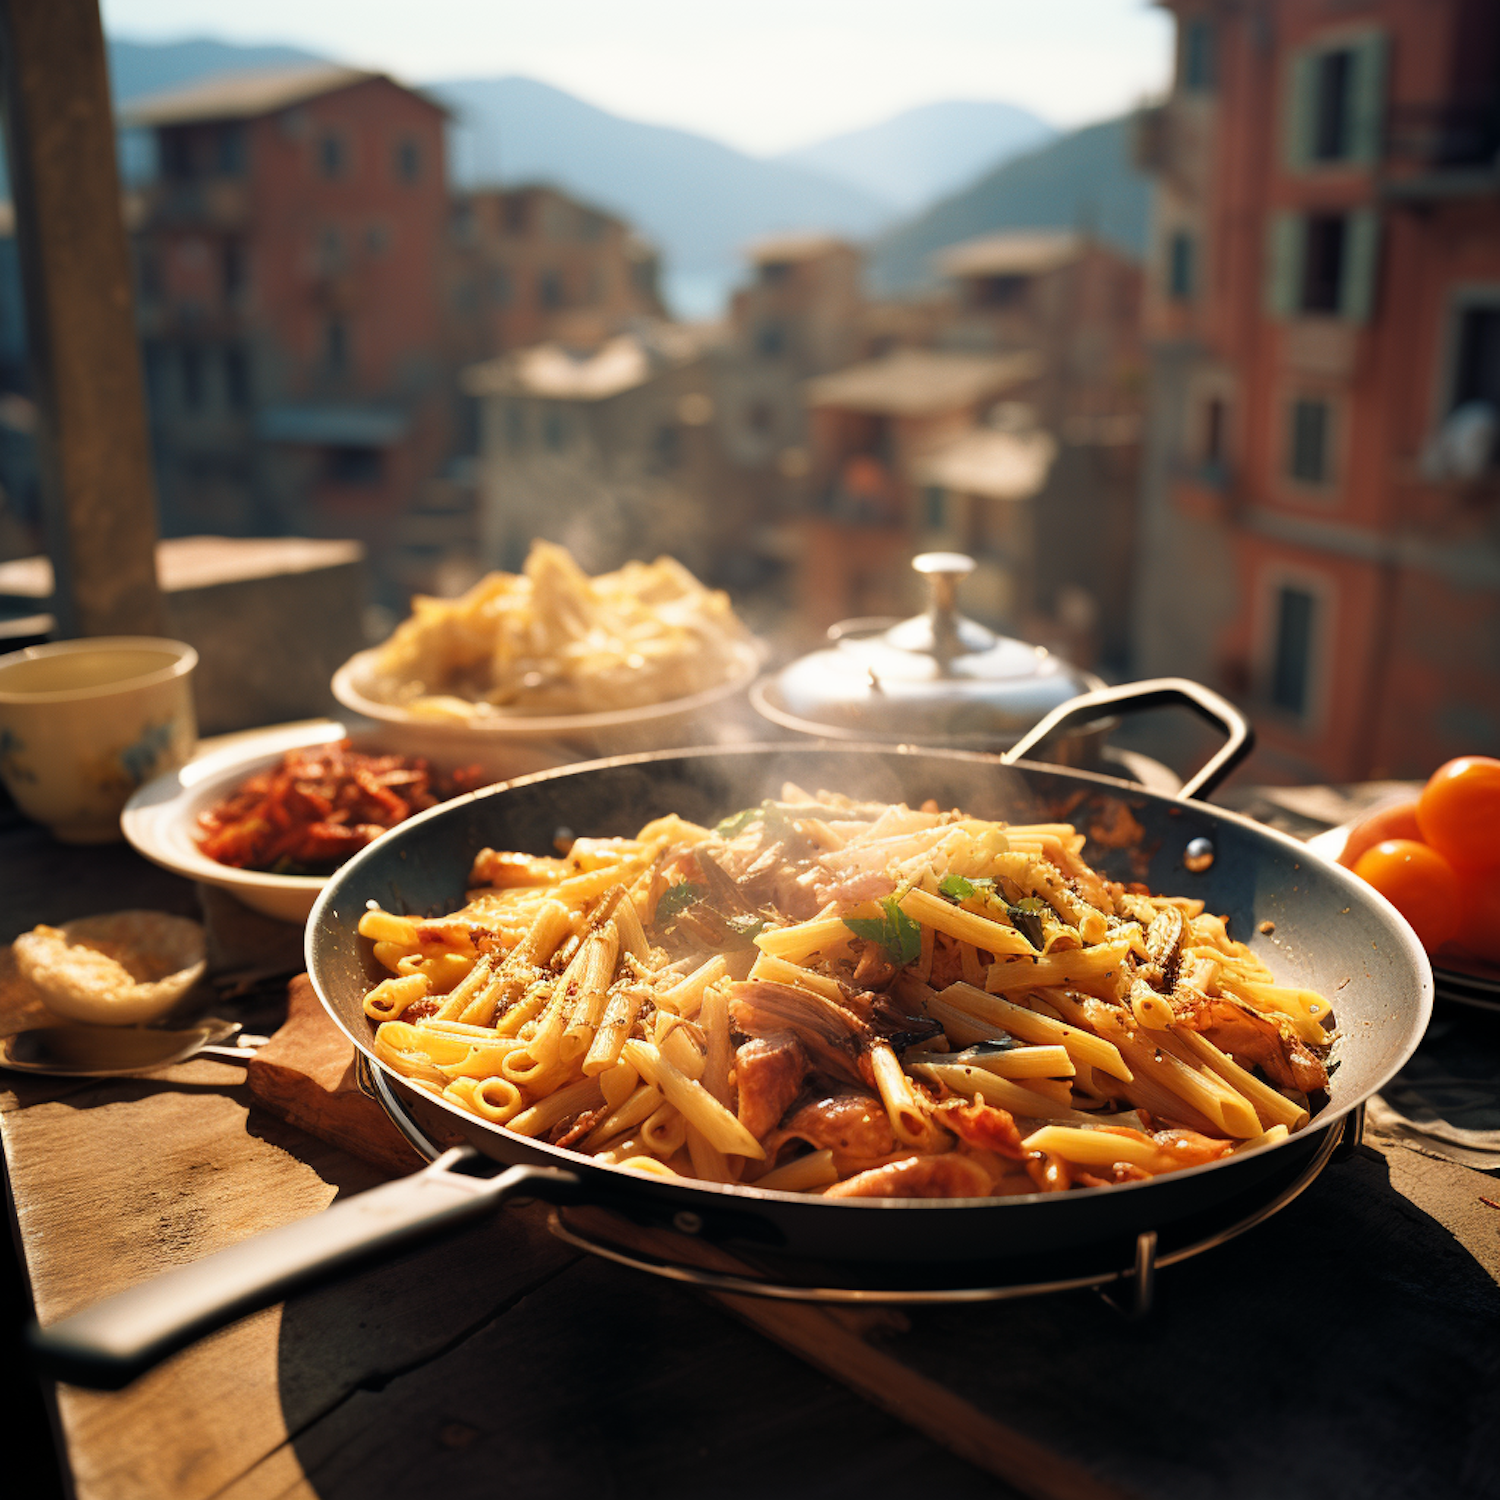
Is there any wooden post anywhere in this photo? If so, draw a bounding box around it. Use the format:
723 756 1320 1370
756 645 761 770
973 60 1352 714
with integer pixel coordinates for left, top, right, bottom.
0 0 164 637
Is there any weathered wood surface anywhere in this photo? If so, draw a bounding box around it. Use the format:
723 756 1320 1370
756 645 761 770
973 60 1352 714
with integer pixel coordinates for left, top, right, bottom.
7 967 1500 1500
3 805 1499 1500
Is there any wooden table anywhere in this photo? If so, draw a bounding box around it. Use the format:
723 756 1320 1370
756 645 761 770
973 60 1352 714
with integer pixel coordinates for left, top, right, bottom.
3 793 1499 1500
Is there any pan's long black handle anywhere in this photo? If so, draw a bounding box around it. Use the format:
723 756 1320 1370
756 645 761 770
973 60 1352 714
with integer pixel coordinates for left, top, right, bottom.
1001 677 1254 802
28 1150 580 1390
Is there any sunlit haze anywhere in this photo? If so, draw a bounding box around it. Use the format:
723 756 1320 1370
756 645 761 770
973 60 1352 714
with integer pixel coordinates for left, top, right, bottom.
100 0 1174 153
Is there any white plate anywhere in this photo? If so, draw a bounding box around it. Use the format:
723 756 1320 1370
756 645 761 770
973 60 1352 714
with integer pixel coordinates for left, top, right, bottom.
121 722 482 924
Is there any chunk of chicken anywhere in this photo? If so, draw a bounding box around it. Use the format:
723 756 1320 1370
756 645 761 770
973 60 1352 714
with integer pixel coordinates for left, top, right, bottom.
734 1034 808 1140
765 1092 895 1159
825 1153 993 1199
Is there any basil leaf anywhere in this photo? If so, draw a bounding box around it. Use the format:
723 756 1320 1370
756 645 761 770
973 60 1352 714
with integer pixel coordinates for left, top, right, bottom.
654 881 704 922
939 873 995 901
714 807 761 838
1005 897 1049 950
843 895 922 966
724 913 769 940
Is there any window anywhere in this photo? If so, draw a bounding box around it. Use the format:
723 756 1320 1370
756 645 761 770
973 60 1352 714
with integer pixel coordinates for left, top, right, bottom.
1203 395 1226 470
318 225 344 274
505 402 526 449
181 346 204 412
1266 211 1380 323
1286 32 1388 170
1167 231 1194 300
1270 586 1316 716
137 247 162 305
539 270 564 310
365 223 390 256
1311 50 1354 161
1180 17 1215 93
653 424 680 471
541 407 569 450
222 239 245 299
1452 307 1500 412
504 196 529 234
224 346 251 411
923 486 946 531
325 318 349 378
142 341 169 411
217 124 247 176
1288 398 1330 483
1301 215 1345 313
319 134 347 179
394 137 421 183
746 400 774 437
161 130 194 180
756 320 787 357
325 446 382 484
974 273 1025 308
490 268 512 306
760 260 792 286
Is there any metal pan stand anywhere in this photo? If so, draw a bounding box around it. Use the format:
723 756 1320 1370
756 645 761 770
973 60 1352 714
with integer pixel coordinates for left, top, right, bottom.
368 1063 1358 1319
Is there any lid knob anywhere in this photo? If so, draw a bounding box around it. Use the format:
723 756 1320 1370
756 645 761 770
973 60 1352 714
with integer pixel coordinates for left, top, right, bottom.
912 552 977 663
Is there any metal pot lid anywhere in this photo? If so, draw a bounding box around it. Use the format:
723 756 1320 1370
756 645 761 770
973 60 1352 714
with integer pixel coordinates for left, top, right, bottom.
762 553 1099 740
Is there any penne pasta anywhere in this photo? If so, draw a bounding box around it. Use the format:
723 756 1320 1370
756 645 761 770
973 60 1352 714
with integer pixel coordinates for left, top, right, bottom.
357 789 1333 1198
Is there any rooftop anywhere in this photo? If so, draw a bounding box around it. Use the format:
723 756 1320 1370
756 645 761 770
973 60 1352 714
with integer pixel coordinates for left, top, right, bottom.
462 326 705 402
911 426 1058 500
119 63 443 127
747 232 855 266
936 230 1085 280
804 349 1037 417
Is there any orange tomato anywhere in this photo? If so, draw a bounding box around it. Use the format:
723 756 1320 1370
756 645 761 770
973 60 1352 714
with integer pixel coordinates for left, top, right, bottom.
1416 756 1500 875
1351 839 1464 952
1447 879 1500 967
1338 797 1421 869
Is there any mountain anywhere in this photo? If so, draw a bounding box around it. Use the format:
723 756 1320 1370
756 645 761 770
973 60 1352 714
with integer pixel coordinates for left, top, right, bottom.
108 37 327 103
432 75 896 282
866 116 1152 296
777 100 1057 216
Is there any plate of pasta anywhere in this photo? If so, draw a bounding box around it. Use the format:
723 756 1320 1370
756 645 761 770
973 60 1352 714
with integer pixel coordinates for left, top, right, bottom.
302 744 1433 1261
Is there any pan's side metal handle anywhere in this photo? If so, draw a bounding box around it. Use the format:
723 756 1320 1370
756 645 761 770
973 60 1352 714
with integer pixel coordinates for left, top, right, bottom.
1002 677 1254 802
28 1150 580 1391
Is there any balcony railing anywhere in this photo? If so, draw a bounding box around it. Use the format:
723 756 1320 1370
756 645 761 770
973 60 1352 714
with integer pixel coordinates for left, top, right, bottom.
1385 103 1500 171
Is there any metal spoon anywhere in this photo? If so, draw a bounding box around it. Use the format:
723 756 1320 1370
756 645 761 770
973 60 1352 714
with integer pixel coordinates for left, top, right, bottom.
0 1018 270 1077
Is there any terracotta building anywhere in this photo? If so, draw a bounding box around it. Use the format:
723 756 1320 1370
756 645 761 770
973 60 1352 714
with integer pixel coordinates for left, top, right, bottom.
124 64 452 597
1134 0 1500 780
797 349 1037 632
446 184 665 367
935 230 1146 431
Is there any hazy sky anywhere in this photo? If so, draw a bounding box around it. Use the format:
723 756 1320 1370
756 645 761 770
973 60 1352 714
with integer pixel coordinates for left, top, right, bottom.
100 0 1174 155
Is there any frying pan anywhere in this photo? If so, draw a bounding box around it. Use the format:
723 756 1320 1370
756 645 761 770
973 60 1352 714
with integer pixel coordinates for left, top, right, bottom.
30 681 1432 1389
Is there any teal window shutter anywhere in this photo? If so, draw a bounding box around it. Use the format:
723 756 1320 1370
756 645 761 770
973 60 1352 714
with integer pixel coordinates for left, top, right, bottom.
1283 49 1316 172
1340 210 1381 323
1348 31 1389 165
1265 214 1304 318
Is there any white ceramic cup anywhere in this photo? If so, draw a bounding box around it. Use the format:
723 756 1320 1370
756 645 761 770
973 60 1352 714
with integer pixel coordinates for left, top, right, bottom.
0 637 198 843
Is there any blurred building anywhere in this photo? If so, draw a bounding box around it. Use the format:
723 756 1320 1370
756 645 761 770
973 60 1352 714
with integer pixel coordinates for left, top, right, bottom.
715 236 864 482
797 349 1037 630
445 184 665 368
463 324 730 580
1134 0 1500 780
123 64 452 599
935 230 1146 430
